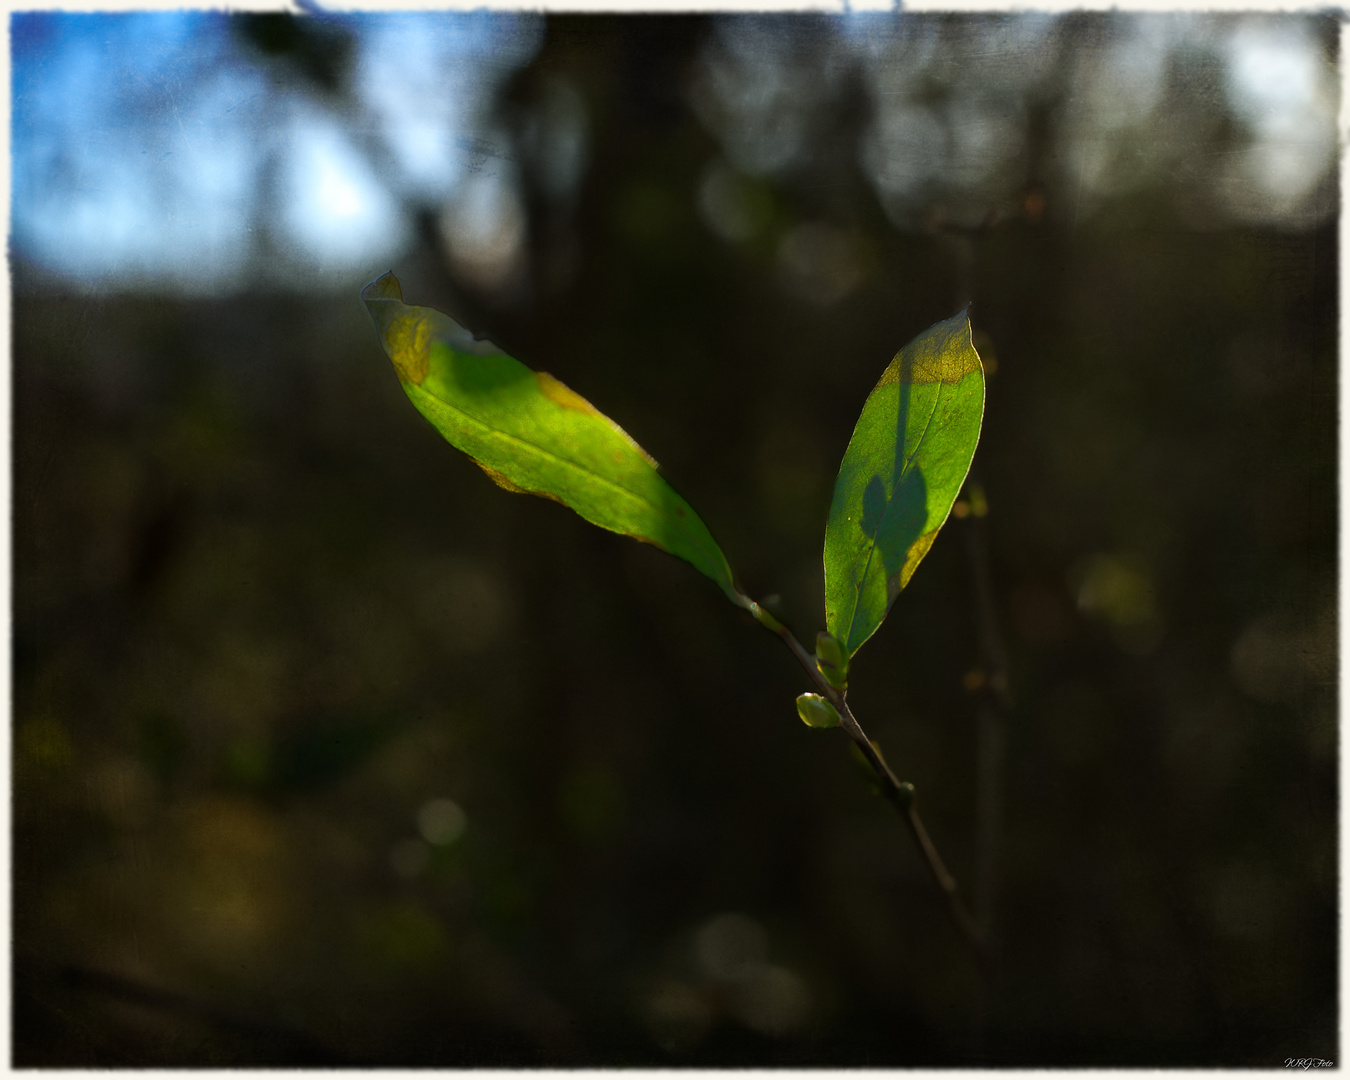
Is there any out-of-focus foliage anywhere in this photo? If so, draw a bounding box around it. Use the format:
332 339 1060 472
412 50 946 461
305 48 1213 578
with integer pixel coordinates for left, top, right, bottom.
12 11 1337 1068
363 271 739 602
824 311 984 657
10 10 545 290
9 11 1336 294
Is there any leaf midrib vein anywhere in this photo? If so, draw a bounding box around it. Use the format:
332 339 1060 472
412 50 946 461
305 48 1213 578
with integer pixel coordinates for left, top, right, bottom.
841 380 944 650
415 384 727 576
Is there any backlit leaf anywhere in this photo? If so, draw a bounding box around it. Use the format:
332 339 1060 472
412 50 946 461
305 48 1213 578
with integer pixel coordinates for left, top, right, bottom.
824 310 985 657
363 272 740 602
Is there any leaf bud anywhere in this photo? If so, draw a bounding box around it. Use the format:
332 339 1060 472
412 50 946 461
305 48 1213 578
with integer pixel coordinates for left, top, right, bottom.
796 693 841 730
815 632 849 690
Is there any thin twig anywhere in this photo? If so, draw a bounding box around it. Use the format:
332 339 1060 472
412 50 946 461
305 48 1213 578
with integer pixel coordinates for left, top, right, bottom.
739 595 986 962
961 469 1011 944
957 469 1010 1059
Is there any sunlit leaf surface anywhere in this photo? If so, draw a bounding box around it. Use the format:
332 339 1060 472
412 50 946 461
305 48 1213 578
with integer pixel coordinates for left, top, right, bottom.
824 311 985 657
363 271 738 601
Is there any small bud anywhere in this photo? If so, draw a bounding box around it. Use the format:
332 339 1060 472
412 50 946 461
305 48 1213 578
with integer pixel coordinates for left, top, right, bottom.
748 601 785 634
815 632 849 690
796 693 841 730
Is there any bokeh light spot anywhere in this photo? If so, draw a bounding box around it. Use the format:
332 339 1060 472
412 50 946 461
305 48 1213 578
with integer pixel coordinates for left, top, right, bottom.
417 797 467 846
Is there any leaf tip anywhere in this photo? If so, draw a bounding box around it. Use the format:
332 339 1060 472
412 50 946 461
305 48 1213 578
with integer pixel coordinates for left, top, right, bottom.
362 270 403 303
361 272 437 386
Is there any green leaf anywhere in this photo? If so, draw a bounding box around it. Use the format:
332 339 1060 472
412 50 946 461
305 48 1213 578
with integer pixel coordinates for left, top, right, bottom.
824 310 985 657
796 693 841 730
363 272 740 603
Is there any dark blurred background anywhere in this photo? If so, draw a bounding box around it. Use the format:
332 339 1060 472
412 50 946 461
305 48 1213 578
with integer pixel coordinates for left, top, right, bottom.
11 10 1337 1066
